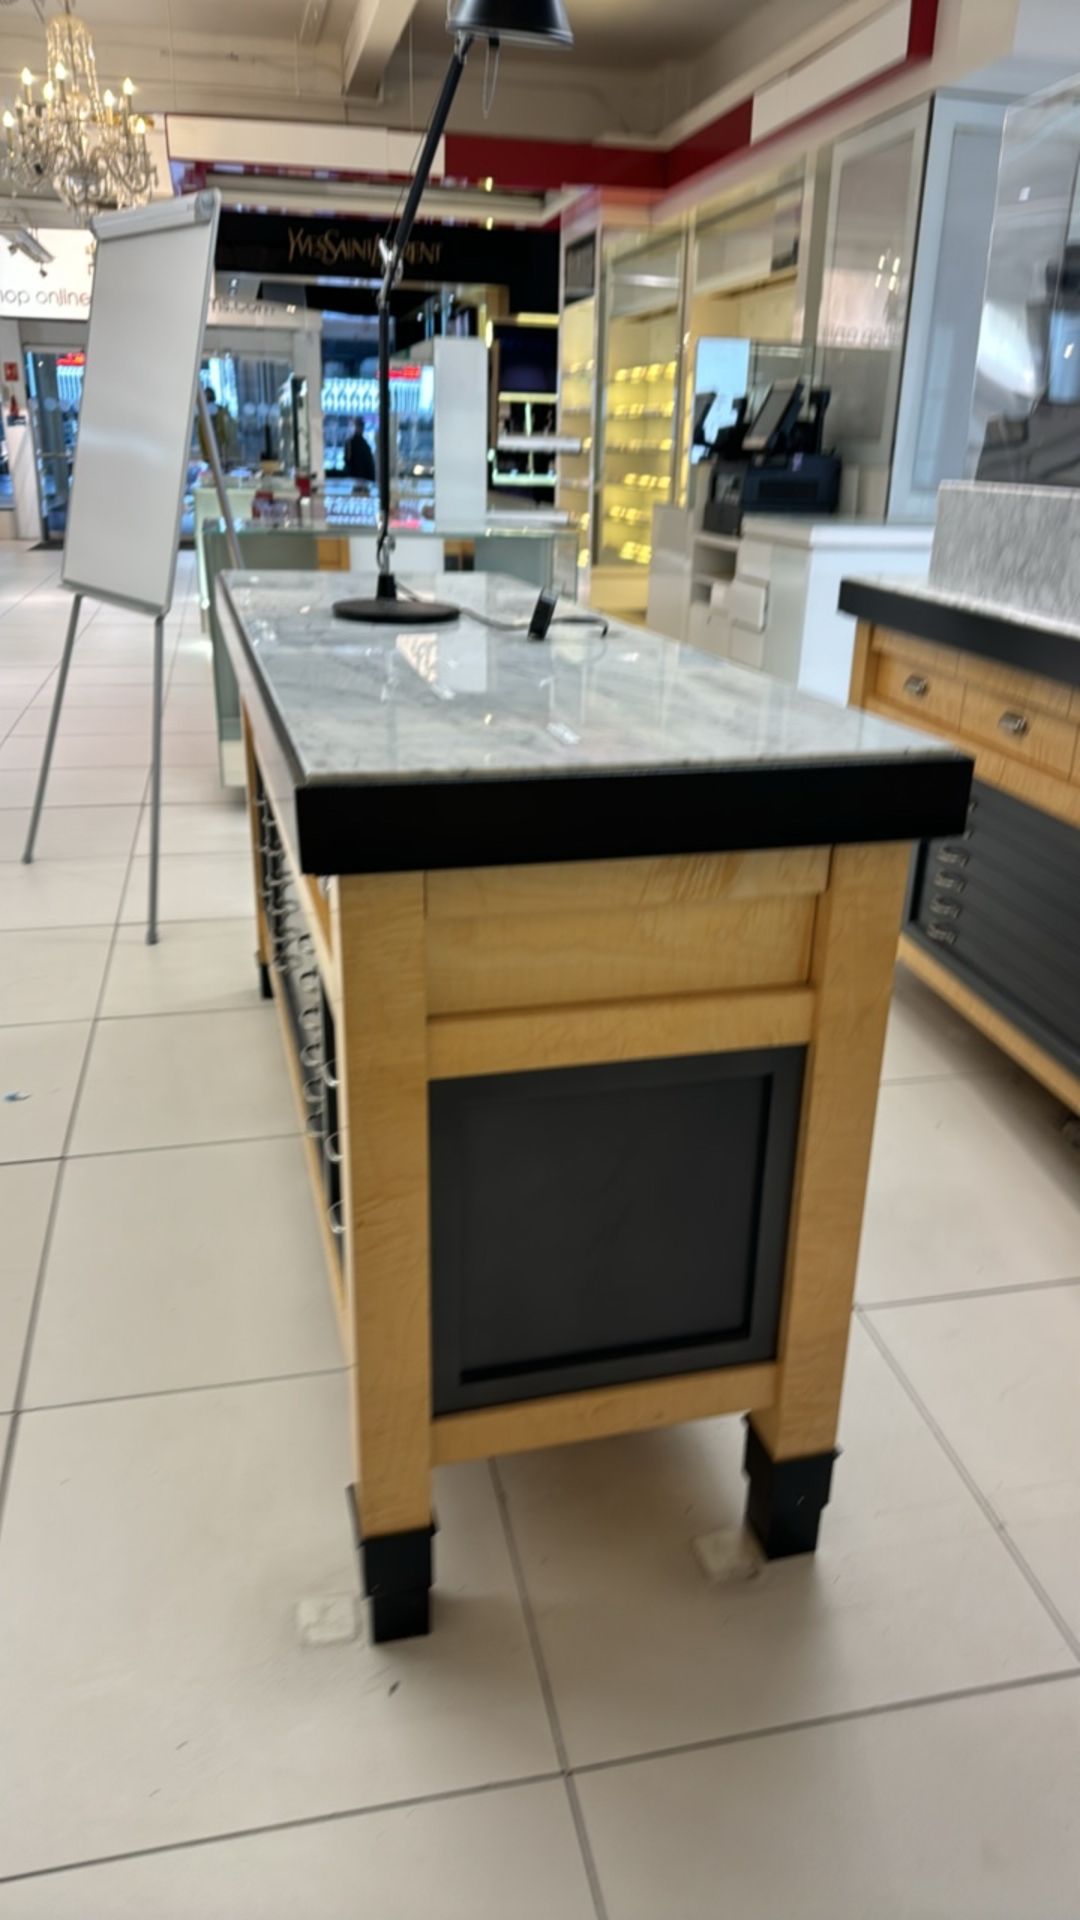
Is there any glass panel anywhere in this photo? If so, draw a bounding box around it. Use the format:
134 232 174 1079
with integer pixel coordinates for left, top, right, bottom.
911 125 1002 493
816 115 924 465
971 78 1080 486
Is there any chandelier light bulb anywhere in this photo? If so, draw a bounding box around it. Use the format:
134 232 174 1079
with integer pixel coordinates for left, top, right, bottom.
4 3 156 220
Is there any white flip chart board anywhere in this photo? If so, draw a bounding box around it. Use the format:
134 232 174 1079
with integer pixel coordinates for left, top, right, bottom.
62 191 221 617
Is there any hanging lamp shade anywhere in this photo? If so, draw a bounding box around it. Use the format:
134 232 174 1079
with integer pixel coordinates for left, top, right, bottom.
446 0 573 46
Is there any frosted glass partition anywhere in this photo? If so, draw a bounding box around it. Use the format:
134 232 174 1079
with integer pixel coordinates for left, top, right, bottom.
971 74 1080 486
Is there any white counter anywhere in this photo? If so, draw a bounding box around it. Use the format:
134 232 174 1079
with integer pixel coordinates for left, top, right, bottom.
647 507 933 706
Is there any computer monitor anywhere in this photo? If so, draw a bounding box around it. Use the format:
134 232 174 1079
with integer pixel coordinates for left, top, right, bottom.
743 378 804 454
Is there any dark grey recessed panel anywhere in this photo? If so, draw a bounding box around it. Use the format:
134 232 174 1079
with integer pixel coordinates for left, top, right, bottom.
430 1047 805 1414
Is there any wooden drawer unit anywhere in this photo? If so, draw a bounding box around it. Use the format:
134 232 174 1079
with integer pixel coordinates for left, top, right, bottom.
959 681 1078 781
873 651 964 730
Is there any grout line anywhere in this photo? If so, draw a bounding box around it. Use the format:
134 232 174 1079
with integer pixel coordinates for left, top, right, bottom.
17 1362 347 1420
489 1460 611 1920
857 1309 1080 1663
861 1274 1080 1311
569 1665 1080 1780
3 1668 1080 1892
0 1770 567 1890
878 1065 1017 1089
0 672 162 1541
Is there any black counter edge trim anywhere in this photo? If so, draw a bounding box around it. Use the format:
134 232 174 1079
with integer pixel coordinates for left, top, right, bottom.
839 580 1080 691
293 756 974 875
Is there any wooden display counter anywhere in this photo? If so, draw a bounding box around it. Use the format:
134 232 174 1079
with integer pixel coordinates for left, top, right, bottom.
220 569 970 1642
842 577 1080 1116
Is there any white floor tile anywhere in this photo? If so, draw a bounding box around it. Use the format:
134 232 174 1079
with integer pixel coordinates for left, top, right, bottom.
0 733 151 770
0 1376 558 1877
858 1072 1080 1304
497 1321 1071 1768
101 920 260 1018
0 927 112 1024
159 765 227 805
578 1679 1080 1920
65 667 155 686
0 1021 90 1162
120 852 255 924
31 683 151 709
876 1286 1080 1643
0 1160 57 1409
12 703 152 737
0 668 51 694
0 1782 594 1920
882 965 1018 1082
0 767 147 809
0 858 129 931
28 1137 342 1406
70 1007 296 1154
134 801 248 858
0 807 139 861
160 733 221 767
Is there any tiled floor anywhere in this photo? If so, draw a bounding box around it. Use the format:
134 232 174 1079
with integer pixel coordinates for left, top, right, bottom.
1 544 1079 1914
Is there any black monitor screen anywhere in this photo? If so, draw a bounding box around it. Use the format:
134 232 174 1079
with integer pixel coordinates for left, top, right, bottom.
744 379 802 453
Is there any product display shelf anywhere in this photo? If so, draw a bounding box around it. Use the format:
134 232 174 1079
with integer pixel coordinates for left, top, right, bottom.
598 310 678 605
557 294 597 595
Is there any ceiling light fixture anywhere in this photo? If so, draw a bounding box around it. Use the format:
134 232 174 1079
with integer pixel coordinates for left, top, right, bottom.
0 0 155 224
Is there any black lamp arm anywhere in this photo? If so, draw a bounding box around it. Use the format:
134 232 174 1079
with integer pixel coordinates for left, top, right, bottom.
375 31 476 583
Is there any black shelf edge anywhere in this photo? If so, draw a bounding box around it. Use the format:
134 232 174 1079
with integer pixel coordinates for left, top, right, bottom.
839 579 1080 692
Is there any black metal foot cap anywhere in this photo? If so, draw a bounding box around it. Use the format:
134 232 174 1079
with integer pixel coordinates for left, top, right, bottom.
257 958 273 1000
348 1490 435 1643
742 1421 837 1558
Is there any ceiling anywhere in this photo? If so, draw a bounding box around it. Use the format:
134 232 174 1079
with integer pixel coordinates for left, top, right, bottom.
0 0 758 64
406 0 753 67
0 0 357 40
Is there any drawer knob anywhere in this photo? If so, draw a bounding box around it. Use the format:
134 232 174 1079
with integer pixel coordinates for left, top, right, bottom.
927 926 957 947
931 898 961 919
938 848 969 869
998 709 1030 738
904 673 929 698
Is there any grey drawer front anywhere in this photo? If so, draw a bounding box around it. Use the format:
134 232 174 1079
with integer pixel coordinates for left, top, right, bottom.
909 780 1080 1071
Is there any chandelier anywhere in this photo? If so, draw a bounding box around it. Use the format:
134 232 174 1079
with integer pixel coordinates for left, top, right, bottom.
1 1 155 223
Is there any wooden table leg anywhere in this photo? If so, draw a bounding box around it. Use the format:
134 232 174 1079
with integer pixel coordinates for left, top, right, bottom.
333 873 434 1641
743 842 910 1555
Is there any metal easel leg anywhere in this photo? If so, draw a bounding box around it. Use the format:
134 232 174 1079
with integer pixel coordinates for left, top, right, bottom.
147 613 165 945
22 592 84 864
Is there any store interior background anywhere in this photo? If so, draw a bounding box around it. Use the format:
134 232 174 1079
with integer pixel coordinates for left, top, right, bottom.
0 0 1076 633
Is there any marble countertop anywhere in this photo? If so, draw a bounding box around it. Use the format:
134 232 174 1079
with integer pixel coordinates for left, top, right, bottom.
221 569 961 788
843 571 1080 645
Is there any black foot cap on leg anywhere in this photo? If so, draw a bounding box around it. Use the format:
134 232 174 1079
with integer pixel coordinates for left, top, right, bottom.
742 1421 837 1558
257 958 273 1000
347 1490 435 1643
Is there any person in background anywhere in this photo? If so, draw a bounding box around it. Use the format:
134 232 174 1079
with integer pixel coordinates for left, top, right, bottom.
343 416 376 487
200 384 240 468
